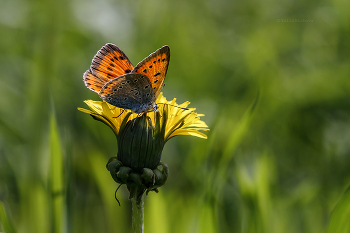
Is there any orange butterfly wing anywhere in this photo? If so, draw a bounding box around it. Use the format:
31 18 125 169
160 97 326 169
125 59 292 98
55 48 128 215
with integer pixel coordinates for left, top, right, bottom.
83 69 107 93
132 45 170 100
83 43 134 93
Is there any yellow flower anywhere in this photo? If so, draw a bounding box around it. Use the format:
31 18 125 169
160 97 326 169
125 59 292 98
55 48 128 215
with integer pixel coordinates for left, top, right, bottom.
78 92 209 141
78 92 209 204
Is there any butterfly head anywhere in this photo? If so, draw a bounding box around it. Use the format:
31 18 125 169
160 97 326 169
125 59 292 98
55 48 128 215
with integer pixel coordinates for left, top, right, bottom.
133 102 158 114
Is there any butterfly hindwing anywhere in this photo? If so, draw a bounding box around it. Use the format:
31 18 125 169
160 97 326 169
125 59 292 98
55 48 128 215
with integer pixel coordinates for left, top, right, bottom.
91 43 134 81
99 73 154 112
132 45 170 100
83 69 108 94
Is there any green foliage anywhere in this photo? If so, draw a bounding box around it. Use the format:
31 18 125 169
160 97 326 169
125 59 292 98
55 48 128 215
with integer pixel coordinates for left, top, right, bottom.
1 0 350 232
49 114 65 233
0 201 16 233
327 185 350 233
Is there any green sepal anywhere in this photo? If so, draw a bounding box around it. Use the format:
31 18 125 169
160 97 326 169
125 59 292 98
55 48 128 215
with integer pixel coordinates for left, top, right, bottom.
106 157 124 183
129 172 146 188
141 168 155 184
106 157 123 172
118 166 132 184
130 116 148 171
153 169 164 186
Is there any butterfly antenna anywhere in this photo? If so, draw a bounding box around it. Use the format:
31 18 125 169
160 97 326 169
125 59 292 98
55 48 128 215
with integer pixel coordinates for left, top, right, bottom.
158 103 190 111
114 184 123 206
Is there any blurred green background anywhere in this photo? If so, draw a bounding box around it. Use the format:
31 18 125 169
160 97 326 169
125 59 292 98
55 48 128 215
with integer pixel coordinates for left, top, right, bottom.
1 0 350 232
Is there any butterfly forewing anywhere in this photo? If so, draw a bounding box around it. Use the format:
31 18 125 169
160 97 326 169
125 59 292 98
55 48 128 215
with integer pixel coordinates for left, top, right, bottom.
99 73 154 112
132 45 170 100
91 43 134 81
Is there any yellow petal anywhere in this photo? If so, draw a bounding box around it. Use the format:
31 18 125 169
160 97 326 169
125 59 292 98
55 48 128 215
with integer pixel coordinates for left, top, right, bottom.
168 129 208 139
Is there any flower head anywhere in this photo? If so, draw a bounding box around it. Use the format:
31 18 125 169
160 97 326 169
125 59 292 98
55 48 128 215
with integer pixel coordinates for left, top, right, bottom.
78 93 209 205
78 92 208 140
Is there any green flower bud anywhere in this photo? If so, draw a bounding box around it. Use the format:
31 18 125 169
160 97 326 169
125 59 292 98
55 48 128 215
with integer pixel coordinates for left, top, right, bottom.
117 113 165 172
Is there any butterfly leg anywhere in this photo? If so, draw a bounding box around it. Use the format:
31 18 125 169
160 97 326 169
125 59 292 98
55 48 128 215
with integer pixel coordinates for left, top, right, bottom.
113 109 125 119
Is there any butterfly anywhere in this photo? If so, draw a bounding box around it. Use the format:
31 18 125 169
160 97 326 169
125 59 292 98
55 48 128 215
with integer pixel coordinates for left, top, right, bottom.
83 43 170 113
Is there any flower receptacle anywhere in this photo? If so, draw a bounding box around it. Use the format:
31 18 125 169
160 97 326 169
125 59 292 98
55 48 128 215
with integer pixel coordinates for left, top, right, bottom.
106 157 169 208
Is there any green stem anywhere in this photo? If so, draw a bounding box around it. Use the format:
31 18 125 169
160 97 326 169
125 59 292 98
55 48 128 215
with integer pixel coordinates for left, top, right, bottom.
131 193 144 233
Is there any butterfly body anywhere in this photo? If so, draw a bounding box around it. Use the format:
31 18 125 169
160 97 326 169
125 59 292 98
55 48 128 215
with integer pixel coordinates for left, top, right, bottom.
83 44 170 113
